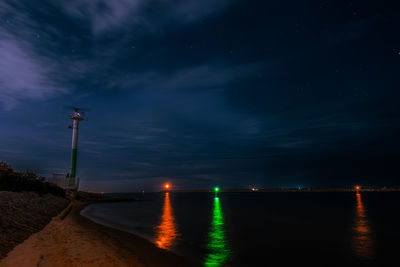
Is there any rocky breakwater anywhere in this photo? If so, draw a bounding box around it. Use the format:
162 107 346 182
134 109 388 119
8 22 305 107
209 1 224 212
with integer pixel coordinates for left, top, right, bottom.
0 162 69 259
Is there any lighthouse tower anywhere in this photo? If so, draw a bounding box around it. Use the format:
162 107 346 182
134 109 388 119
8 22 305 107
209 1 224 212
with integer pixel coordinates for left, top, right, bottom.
68 108 84 189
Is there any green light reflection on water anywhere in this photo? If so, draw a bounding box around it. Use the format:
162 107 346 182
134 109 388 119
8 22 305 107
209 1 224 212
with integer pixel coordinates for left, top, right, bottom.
204 197 231 267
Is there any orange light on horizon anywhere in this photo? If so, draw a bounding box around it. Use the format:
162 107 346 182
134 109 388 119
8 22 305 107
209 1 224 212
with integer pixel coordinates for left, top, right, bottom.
355 186 360 191
164 183 170 190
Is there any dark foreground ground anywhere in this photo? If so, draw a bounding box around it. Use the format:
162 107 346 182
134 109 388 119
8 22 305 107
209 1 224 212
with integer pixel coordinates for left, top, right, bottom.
0 192 192 267
0 191 69 259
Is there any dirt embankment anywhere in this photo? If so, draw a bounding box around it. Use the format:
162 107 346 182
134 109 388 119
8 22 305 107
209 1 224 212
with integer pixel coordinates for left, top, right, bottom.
0 191 69 259
0 201 193 267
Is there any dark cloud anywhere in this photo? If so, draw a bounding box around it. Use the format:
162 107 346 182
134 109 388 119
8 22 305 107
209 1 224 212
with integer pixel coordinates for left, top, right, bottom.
62 0 231 34
0 0 399 192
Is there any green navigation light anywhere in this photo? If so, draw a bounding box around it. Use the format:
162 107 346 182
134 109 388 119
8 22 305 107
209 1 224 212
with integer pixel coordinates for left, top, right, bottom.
214 187 220 192
204 197 231 267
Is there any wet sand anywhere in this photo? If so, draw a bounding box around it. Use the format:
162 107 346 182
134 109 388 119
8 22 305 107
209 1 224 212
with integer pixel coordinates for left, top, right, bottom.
0 201 193 267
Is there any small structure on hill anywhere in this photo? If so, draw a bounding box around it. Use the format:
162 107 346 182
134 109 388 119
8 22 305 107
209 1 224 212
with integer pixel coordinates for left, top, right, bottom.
49 173 80 190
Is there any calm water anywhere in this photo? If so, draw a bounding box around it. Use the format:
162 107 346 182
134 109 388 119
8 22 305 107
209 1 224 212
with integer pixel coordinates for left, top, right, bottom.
81 192 400 266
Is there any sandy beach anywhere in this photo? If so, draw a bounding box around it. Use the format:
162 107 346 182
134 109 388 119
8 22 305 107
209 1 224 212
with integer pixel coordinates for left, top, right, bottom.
0 201 193 267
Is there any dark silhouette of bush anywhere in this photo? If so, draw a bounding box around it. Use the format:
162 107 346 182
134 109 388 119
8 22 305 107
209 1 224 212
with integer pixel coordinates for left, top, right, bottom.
0 162 65 197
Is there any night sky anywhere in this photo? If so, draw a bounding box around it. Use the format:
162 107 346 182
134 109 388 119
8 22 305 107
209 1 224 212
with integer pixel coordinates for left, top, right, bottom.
1 0 399 192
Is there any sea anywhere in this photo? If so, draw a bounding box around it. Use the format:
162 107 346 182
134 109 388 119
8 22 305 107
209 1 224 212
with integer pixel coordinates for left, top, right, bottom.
81 192 400 266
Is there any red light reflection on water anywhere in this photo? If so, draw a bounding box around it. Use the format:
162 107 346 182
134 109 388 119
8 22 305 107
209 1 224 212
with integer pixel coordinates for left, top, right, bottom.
353 192 373 260
154 192 179 249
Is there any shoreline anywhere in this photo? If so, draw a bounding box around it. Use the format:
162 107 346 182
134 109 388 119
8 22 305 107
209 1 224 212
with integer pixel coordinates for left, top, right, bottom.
162 188 400 193
0 200 193 267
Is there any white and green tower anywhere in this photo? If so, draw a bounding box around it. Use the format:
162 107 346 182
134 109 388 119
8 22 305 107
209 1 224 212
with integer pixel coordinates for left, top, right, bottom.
68 108 84 189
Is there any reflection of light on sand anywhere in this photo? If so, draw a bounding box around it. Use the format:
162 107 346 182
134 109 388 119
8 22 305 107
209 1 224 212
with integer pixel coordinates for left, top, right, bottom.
353 192 373 260
205 197 231 267
154 192 179 249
